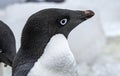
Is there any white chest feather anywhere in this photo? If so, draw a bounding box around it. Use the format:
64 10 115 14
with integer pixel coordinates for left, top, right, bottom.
27 34 78 76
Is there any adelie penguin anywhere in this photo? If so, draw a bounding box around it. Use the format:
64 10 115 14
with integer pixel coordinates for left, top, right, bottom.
0 21 16 66
12 8 94 76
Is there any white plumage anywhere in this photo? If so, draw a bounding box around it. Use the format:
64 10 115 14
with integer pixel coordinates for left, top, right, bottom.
27 34 78 76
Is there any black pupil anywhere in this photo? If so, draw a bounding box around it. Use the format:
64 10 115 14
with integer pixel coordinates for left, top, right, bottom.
62 20 65 23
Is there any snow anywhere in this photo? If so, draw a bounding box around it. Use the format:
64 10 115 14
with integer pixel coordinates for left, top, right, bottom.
78 56 120 76
0 0 120 76
0 0 24 8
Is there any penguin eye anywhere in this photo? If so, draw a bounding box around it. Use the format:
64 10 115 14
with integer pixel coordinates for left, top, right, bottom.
60 18 68 26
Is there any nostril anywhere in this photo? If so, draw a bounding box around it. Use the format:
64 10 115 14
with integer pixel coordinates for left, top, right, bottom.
84 10 95 19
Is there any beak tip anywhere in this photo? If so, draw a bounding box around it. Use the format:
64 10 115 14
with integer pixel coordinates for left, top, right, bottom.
84 10 95 19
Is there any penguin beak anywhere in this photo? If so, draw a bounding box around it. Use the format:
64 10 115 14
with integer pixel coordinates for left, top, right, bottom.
84 10 95 19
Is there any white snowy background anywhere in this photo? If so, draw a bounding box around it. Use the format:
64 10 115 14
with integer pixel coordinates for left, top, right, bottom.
0 0 120 76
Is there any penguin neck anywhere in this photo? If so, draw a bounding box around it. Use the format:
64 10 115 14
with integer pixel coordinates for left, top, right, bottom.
20 32 69 62
21 32 52 51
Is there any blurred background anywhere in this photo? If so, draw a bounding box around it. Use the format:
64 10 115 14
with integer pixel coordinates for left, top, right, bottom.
0 0 120 76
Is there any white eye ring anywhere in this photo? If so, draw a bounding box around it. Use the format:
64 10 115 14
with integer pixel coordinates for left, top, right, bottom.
60 18 68 25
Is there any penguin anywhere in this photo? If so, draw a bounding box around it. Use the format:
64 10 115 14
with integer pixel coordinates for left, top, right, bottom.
12 8 94 76
0 21 16 66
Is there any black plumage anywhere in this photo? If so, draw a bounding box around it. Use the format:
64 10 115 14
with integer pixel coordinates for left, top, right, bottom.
0 21 16 66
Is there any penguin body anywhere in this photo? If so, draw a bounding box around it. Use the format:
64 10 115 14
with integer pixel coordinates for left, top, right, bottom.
12 8 94 76
0 21 16 66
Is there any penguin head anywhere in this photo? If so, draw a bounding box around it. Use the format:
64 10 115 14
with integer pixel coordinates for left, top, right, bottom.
0 21 16 66
23 8 94 39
